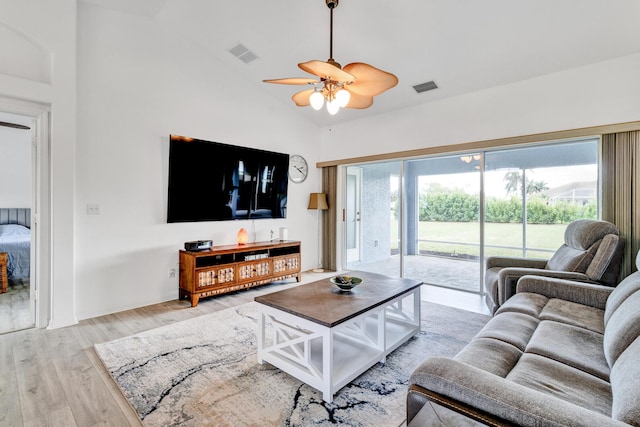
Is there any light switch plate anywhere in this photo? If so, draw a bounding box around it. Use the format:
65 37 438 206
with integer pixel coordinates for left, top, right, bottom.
87 203 101 215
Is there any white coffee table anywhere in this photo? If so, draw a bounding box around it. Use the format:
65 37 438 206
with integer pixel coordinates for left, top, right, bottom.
255 271 422 402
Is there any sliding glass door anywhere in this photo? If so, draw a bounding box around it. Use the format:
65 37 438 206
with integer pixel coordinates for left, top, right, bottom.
344 138 599 294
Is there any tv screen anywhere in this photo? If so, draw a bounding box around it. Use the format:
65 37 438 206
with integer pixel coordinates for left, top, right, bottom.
167 135 289 222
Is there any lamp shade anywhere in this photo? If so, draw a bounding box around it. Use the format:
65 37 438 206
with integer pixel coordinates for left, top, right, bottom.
307 193 329 210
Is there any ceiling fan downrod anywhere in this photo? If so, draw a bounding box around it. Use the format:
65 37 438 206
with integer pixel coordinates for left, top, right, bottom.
326 0 341 69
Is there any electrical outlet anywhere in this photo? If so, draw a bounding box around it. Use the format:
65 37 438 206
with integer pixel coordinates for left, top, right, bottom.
168 268 176 278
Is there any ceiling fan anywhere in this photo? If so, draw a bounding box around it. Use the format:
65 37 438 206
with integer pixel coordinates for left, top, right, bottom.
263 0 398 115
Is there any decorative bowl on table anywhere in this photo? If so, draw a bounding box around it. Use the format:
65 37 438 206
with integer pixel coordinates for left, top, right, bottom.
330 275 363 291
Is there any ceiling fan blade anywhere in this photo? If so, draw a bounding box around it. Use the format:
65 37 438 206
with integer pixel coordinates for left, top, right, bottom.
263 77 319 85
292 89 315 107
298 60 355 82
0 121 30 130
344 89 374 109
343 62 398 96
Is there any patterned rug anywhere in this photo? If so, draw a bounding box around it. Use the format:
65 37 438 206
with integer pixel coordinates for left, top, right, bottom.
95 300 490 426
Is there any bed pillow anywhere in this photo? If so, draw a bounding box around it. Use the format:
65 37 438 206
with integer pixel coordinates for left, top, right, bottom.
0 224 30 237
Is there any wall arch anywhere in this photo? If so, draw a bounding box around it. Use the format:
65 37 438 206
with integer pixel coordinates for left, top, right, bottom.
0 22 52 84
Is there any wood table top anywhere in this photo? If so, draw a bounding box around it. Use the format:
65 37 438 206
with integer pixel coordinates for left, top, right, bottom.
254 271 422 327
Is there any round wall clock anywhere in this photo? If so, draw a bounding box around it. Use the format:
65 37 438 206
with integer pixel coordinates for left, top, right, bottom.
289 154 308 183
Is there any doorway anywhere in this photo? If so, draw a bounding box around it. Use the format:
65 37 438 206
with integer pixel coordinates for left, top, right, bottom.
0 110 41 333
408 154 482 291
345 161 402 276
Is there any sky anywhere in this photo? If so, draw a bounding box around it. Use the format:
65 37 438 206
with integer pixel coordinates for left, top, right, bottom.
392 164 598 199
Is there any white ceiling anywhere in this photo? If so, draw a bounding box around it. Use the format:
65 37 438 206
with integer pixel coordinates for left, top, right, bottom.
53 1 640 128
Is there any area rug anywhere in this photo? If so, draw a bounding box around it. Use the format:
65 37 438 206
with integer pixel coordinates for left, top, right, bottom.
95 300 490 426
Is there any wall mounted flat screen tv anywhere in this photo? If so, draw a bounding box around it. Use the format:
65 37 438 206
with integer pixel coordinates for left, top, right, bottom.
167 135 289 222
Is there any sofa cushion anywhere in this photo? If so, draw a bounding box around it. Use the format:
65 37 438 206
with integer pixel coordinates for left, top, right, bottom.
525 320 609 380
545 244 590 272
496 292 548 317
545 220 619 273
454 337 522 378
604 270 640 325
610 336 640 426
474 312 539 352
506 353 612 417
564 219 618 250
603 289 640 367
539 298 605 334
586 234 622 285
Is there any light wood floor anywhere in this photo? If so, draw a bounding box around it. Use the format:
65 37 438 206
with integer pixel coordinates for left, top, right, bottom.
0 280 33 334
0 271 488 427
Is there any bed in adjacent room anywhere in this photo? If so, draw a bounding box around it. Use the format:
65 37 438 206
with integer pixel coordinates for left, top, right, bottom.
0 208 31 284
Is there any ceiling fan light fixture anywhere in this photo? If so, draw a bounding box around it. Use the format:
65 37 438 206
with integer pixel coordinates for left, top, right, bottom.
326 98 340 115
310 89 325 110
336 88 350 107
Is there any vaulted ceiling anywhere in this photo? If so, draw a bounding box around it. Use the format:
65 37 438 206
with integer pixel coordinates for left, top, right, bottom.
54 1 640 127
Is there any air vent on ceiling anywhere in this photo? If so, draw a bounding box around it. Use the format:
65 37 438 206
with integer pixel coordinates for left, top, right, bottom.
228 43 258 64
413 80 438 94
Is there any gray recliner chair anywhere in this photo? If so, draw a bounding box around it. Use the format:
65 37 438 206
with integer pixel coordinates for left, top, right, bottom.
485 219 625 314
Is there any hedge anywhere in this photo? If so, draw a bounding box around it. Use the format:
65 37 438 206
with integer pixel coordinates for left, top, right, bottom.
412 191 596 224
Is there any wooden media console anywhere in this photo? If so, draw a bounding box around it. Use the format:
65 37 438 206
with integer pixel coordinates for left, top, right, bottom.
179 240 301 307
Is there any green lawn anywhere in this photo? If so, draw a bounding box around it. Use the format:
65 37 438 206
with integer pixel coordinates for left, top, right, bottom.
391 220 567 258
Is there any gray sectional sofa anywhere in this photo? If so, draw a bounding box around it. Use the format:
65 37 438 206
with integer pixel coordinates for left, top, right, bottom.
407 251 640 426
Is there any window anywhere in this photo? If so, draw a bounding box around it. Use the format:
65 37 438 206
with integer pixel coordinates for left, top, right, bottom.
484 139 598 259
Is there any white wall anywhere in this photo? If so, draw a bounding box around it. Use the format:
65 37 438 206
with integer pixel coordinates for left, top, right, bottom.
0 0 77 329
75 5 322 319
0 126 31 207
319 53 640 161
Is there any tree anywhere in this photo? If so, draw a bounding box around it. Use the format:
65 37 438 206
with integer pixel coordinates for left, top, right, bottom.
526 180 549 195
503 171 521 196
503 170 548 196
